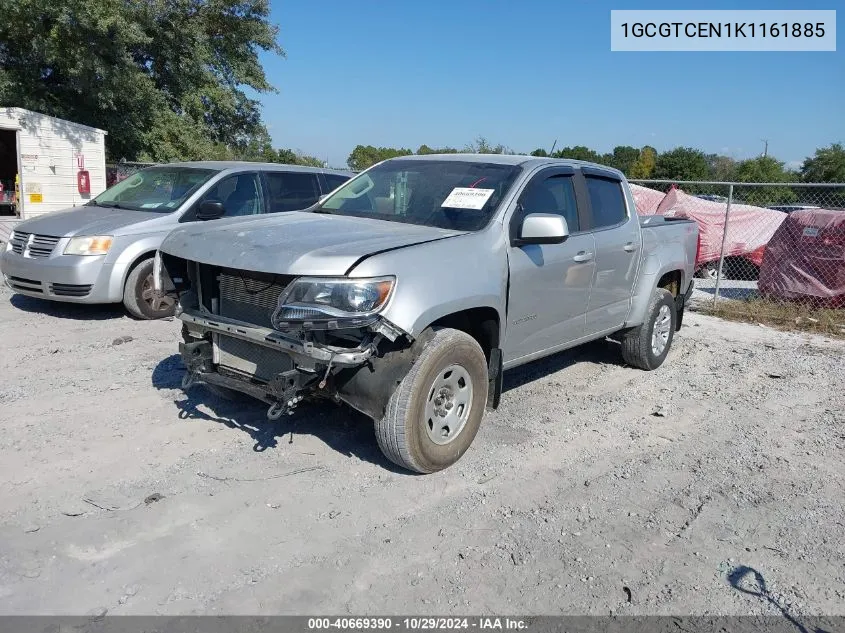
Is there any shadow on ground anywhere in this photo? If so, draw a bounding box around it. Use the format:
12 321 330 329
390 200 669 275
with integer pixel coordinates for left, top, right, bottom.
152 354 408 473
151 338 625 472
9 293 128 321
503 338 621 393
694 286 760 301
728 565 834 633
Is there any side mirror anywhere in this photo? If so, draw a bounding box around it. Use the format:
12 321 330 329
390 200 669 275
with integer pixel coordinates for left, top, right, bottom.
516 213 569 245
196 200 225 221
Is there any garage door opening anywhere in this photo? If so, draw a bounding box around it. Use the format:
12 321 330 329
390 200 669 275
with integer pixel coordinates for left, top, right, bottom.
0 129 18 216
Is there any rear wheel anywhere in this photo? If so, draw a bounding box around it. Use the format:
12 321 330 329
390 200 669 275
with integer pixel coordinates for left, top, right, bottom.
375 328 488 474
123 258 175 320
696 261 719 280
620 288 676 371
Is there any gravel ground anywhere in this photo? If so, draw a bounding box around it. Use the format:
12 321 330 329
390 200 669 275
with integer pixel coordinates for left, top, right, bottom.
0 285 843 617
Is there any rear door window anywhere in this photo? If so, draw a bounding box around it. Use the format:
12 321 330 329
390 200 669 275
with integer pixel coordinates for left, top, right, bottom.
585 176 627 229
322 173 351 193
264 171 322 213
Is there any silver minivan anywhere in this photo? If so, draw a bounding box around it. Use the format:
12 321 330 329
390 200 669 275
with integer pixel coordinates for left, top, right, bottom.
0 161 353 318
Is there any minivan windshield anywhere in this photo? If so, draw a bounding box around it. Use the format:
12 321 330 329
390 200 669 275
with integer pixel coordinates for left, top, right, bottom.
89 166 219 212
317 159 522 231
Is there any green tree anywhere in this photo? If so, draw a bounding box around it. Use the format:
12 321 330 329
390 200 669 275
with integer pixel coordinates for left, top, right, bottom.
530 148 549 157
464 136 512 154
416 144 458 155
0 0 282 161
346 145 412 170
734 156 796 205
652 147 709 181
705 155 738 182
606 145 640 175
629 146 658 179
801 143 845 183
552 145 602 162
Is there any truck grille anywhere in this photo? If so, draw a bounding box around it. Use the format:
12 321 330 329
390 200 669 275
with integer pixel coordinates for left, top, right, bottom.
217 268 294 328
9 231 61 258
214 267 296 382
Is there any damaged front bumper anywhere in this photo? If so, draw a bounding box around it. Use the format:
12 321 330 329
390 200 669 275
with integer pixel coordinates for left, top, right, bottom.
180 307 377 368
177 306 411 420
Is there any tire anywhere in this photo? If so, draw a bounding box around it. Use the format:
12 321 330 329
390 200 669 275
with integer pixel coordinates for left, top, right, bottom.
375 328 489 474
696 262 719 280
620 288 676 371
123 258 176 320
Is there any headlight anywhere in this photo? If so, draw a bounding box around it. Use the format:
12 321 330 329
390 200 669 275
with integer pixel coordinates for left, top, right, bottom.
271 276 395 330
64 235 113 256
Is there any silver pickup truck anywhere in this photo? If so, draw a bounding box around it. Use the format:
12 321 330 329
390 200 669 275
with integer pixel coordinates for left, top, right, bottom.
156 155 698 473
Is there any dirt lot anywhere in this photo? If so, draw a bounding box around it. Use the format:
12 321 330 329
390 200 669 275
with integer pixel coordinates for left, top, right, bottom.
0 285 843 617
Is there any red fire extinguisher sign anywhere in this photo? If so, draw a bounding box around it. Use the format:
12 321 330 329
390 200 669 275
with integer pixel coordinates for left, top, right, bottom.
77 170 91 195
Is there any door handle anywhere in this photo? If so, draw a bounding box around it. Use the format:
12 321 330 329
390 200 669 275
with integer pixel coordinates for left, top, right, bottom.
573 251 594 263
623 242 637 252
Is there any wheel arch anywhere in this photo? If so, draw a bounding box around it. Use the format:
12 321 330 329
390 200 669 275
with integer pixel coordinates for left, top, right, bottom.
121 250 158 290
626 261 688 329
332 306 503 422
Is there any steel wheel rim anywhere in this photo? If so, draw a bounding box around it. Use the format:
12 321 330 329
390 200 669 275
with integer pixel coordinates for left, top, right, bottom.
651 304 672 356
423 364 473 446
141 273 174 313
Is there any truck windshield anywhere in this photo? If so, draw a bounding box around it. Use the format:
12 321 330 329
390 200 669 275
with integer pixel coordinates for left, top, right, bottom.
89 166 219 212
317 159 522 231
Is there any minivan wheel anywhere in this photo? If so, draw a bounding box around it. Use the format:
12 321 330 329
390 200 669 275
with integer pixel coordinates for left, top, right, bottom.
620 288 676 371
123 258 175 320
375 328 488 474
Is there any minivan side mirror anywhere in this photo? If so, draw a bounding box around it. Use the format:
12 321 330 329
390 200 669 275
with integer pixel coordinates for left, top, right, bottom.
196 200 225 221
516 213 569 245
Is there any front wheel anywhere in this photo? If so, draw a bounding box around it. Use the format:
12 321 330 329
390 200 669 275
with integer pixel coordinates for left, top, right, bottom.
619 288 676 371
375 328 489 474
123 258 176 320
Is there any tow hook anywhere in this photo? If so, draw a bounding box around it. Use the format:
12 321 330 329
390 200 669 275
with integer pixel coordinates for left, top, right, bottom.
266 394 306 420
179 340 212 391
181 371 197 390
265 369 315 420
267 402 286 420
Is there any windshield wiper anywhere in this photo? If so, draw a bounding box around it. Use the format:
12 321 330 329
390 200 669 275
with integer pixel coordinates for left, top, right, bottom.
311 207 334 214
95 201 129 209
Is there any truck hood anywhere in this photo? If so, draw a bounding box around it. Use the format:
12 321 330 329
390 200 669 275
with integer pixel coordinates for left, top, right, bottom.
13 205 167 237
159 211 466 276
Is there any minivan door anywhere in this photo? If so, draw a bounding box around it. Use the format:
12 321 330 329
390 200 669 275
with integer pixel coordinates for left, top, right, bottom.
262 171 322 213
503 168 596 365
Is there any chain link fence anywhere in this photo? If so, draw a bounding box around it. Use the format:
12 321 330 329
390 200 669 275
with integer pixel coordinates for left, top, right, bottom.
630 179 845 334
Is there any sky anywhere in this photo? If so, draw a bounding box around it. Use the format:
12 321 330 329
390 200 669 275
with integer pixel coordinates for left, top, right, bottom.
257 0 844 169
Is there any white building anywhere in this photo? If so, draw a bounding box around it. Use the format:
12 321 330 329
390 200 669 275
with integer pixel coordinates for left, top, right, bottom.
0 107 107 221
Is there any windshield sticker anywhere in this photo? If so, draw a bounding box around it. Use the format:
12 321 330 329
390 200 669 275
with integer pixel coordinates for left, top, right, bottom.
441 187 495 210
140 203 162 209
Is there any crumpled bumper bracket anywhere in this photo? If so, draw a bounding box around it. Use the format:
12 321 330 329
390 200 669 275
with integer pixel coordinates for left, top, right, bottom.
179 308 375 367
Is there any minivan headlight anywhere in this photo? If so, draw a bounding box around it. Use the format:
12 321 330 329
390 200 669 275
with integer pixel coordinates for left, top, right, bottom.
64 235 113 256
271 276 395 330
